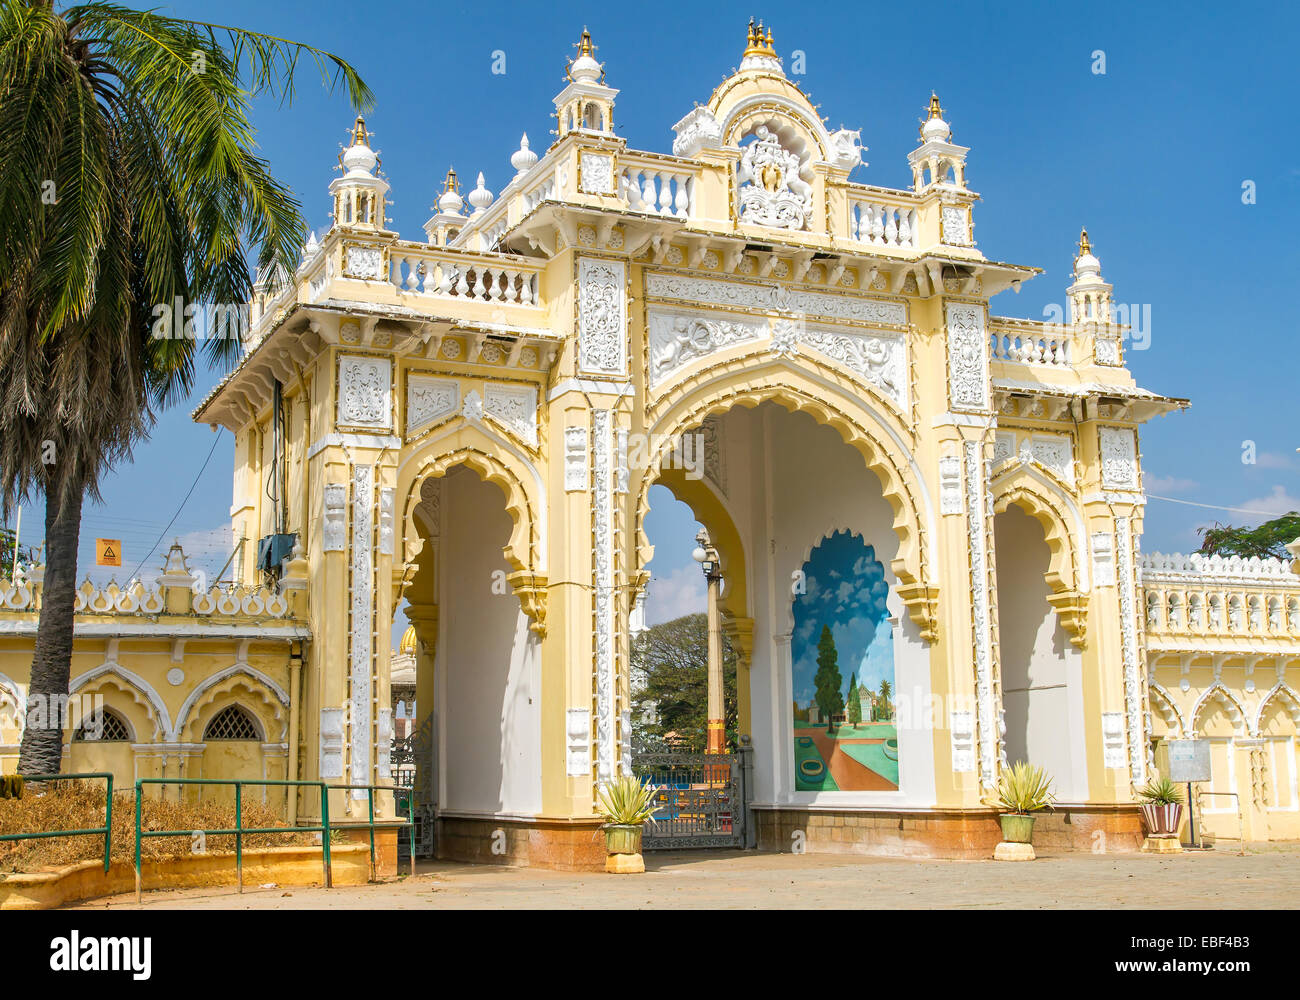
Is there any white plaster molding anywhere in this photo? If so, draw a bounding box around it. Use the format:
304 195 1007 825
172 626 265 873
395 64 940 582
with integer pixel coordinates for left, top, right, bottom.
406 375 459 435
337 355 392 430
578 257 627 377
946 302 989 412
70 663 173 742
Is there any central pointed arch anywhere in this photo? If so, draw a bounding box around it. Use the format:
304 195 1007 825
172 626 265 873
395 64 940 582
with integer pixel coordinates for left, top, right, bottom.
635 363 936 640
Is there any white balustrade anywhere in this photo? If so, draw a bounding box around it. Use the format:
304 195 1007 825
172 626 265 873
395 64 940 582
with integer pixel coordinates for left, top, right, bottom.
988 323 1073 367
619 165 695 219
1139 551 1300 640
849 198 917 249
389 249 541 307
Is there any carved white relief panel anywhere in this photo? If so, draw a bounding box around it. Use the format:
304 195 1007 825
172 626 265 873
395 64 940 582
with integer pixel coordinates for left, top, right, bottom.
578 257 626 376
564 426 589 492
945 303 988 412
939 453 963 515
1091 531 1115 587
322 483 347 552
349 464 375 795
737 126 811 230
337 355 392 429
993 431 1016 467
1099 427 1139 490
580 152 614 194
484 383 539 447
1101 711 1127 769
591 409 616 781
566 708 591 777
941 205 971 246
406 375 459 434
319 708 344 779
343 245 384 280
378 487 395 556
644 273 907 327
1030 434 1074 485
646 308 763 387
950 710 975 772
798 321 907 408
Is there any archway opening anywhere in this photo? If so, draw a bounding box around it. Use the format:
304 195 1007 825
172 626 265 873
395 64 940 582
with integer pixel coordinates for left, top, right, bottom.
403 463 541 821
993 504 1088 801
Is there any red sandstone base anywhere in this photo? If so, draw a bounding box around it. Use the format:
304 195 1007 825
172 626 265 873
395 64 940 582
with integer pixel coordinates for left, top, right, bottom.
754 805 1145 859
436 815 607 871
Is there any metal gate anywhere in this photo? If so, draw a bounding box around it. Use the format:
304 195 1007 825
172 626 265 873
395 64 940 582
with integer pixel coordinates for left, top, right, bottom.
394 714 436 860
631 748 749 850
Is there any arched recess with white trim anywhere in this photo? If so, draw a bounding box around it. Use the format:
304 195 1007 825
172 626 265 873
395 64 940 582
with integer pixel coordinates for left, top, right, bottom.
991 463 1087 646
1191 683 1250 818
633 387 935 810
1191 683 1249 738
1255 682 1300 815
69 664 172 743
396 422 546 630
992 501 1089 801
176 666 290 807
637 361 936 642
1148 682 1186 740
0 672 24 749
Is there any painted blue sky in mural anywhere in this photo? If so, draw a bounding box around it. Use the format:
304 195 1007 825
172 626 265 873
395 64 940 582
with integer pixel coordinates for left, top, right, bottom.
791 531 894 707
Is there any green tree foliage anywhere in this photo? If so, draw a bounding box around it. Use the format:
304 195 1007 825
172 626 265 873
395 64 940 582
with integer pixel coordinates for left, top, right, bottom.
845 671 861 727
630 613 737 751
0 526 34 578
1197 512 1300 562
877 679 893 721
814 625 843 733
0 2 371 774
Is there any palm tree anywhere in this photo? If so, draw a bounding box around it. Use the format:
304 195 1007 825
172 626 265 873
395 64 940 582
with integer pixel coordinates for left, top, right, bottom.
0 2 372 774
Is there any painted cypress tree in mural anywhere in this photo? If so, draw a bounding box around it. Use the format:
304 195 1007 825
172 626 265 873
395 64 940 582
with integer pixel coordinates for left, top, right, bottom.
846 671 861 728
814 625 843 734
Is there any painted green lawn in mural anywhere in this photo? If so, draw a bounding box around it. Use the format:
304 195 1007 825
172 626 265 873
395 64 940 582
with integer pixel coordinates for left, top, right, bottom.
791 531 899 791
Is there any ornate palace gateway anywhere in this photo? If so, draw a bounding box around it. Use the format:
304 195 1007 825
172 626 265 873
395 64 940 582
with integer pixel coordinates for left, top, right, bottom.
2 24 1298 867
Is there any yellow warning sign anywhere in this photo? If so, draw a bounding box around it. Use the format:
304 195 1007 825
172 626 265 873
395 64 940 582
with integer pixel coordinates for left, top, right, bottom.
95 539 121 567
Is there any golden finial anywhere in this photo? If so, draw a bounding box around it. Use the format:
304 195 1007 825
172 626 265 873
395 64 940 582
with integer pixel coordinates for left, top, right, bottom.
928 94 943 119
1078 227 1091 257
350 115 368 147
443 166 459 193
578 26 594 56
743 18 776 57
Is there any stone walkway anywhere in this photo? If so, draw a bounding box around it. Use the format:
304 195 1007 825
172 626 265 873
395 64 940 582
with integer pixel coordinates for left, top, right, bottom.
68 844 1300 909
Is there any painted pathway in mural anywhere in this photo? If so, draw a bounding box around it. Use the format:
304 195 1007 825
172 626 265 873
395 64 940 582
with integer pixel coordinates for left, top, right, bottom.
792 530 899 791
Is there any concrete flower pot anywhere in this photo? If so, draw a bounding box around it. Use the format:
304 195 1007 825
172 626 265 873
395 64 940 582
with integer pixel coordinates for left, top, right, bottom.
602 824 645 873
994 813 1037 861
1140 803 1183 838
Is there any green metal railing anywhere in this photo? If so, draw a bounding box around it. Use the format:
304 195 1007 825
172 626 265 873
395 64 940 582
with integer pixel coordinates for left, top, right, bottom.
0 772 114 873
328 783 417 878
133 778 333 902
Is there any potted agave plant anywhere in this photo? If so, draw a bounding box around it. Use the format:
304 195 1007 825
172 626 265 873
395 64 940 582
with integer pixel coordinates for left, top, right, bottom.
994 760 1055 861
1138 774 1185 851
597 775 659 874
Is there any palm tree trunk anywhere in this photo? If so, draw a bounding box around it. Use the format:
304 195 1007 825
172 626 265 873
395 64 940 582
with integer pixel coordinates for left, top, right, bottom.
17 473 84 776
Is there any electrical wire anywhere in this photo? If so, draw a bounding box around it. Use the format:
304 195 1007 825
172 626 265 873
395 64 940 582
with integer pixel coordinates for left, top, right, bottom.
123 429 225 580
1145 494 1295 518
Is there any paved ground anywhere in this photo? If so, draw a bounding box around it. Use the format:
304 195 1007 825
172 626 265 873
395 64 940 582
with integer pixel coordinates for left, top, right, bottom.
67 844 1300 909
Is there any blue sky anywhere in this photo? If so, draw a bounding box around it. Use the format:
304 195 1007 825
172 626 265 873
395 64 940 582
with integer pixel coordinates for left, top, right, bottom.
18 0 1297 643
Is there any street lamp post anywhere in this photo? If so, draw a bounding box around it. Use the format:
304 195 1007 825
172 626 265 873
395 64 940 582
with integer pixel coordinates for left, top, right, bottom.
692 529 725 755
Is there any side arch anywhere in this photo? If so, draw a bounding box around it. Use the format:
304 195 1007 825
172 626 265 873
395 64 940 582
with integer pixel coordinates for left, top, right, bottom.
1148 682 1186 738
70 664 173 741
396 423 547 631
991 463 1087 647
1255 682 1300 735
637 365 936 641
1191 682 1250 738
175 665 289 744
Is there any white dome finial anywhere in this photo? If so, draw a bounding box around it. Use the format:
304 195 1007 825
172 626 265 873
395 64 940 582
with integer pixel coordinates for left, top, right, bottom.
468 172 494 214
511 133 538 178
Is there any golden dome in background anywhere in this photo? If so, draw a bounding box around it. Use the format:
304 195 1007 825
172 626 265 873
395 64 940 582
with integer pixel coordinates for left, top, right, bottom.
398 624 417 656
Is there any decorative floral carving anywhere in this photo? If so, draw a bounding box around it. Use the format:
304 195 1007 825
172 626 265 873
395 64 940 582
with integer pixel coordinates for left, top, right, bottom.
349 464 375 794
1099 427 1138 489
578 258 626 375
337 356 392 429
946 303 988 412
484 383 539 447
579 153 613 194
344 245 384 280
965 440 999 789
406 375 458 434
671 106 722 158
645 272 907 327
941 205 971 246
592 409 616 781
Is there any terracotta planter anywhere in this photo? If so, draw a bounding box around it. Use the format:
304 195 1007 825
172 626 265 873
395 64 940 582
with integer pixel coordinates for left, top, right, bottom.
1140 803 1183 838
999 813 1036 844
603 824 642 855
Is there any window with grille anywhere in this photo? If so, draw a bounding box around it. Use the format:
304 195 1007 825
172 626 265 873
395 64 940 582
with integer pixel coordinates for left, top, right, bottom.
203 704 261 741
74 710 131 742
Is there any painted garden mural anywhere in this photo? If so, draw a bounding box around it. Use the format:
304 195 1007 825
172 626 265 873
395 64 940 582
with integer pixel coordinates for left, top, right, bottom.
792 531 899 791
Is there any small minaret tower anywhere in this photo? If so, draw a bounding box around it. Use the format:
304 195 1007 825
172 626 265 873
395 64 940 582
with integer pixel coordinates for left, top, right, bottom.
907 94 969 192
329 115 389 232
554 28 618 138
739 18 783 75
1067 228 1114 324
423 167 467 246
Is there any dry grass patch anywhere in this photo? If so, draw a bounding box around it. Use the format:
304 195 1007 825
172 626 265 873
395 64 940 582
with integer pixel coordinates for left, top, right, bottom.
0 781 314 874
